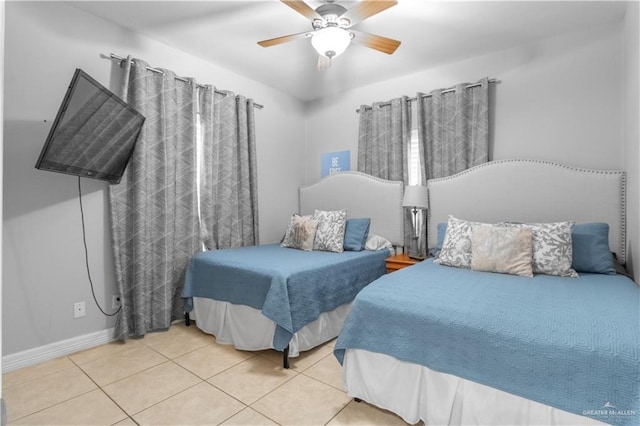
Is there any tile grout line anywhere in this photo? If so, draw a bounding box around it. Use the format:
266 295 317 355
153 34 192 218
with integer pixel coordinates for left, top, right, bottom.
123 365 207 421
5 326 361 426
67 354 134 425
324 399 354 426
232 345 341 422
70 343 195 423
155 325 342 425
300 370 348 394
122 354 255 422
101 359 204 419
4 356 104 424
2 358 80 391
73 349 172 388
73 327 252 423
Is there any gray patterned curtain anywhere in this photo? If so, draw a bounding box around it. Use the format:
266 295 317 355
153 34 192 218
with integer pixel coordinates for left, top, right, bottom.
416 78 490 251
416 78 489 182
199 88 259 250
357 96 412 248
110 57 200 339
357 97 410 182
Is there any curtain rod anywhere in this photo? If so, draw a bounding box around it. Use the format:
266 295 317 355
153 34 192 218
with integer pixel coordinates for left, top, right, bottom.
356 78 498 113
101 53 264 110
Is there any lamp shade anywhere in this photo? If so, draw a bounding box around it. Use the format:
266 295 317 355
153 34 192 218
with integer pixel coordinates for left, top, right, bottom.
311 27 351 58
402 185 429 209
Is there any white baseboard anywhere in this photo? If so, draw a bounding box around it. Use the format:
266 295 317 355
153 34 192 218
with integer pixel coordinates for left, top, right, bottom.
2 328 116 373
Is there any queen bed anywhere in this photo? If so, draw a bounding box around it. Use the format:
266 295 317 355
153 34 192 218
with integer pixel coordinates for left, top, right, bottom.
334 159 639 425
182 171 404 367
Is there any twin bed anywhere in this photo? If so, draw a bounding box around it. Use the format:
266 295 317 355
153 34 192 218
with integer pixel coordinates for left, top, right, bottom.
182 159 639 425
182 171 404 367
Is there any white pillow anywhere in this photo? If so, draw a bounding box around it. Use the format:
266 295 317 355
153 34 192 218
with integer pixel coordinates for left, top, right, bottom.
365 234 393 251
471 224 533 277
281 214 318 251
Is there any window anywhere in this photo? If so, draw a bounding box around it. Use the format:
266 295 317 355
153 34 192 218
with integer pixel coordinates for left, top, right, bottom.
407 127 425 253
195 111 206 250
408 128 422 185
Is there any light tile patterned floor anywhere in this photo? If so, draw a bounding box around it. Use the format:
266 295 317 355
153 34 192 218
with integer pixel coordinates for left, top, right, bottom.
3 322 412 425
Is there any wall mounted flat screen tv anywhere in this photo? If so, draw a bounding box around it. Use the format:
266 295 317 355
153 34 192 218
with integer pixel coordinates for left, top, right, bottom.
35 68 145 184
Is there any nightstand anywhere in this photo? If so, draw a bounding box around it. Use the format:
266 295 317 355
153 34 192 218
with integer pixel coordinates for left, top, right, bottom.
385 253 421 273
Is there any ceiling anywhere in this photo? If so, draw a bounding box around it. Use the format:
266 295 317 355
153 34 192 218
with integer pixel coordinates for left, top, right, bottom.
69 1 627 102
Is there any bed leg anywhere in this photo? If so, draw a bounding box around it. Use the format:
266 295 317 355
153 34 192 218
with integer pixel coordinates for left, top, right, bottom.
184 312 191 327
283 345 290 369
354 398 362 403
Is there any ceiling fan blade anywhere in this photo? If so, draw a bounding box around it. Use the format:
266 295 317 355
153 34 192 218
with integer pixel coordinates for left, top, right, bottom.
351 30 401 55
281 0 322 20
317 54 332 71
341 0 397 25
258 31 312 48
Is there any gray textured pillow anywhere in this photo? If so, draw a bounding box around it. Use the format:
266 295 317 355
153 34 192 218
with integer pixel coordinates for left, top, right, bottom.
471 224 533 277
504 221 578 278
434 215 481 268
313 209 347 253
281 214 318 251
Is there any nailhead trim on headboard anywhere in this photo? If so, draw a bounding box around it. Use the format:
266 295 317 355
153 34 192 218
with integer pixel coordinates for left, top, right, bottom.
299 171 405 249
427 159 627 264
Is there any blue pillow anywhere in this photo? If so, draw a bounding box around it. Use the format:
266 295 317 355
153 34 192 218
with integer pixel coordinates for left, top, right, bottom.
428 222 448 258
437 222 447 249
571 223 615 274
343 218 371 251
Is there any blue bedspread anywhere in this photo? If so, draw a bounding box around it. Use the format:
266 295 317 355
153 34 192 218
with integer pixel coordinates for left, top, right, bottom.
183 244 389 350
334 259 640 426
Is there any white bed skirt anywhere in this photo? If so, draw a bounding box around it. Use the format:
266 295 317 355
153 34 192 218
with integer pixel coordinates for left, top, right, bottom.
192 297 350 357
343 349 605 426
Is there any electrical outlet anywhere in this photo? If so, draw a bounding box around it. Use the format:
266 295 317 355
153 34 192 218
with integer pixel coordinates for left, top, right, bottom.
74 301 86 318
112 295 121 310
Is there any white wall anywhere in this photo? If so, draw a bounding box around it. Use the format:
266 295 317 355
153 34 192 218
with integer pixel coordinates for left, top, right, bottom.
3 1 305 356
305 22 624 183
623 2 640 281
0 0 5 409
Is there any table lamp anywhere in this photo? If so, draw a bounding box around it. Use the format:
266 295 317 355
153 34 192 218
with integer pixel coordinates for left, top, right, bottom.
402 185 429 259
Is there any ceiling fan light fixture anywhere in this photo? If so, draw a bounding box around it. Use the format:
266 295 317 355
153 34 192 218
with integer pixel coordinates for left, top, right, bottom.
311 26 351 58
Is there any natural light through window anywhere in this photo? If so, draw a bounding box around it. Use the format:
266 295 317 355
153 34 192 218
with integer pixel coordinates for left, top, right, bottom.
196 112 205 250
408 128 421 185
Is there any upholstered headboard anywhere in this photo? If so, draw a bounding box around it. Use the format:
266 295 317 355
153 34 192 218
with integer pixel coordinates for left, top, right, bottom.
427 159 626 264
299 171 404 248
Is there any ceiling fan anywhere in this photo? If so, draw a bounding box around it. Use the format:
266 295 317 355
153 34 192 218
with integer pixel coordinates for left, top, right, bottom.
258 0 400 70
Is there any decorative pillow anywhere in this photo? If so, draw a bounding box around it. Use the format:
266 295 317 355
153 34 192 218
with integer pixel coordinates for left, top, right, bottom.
434 216 481 268
365 234 393 251
343 218 371 251
504 221 578 278
281 214 318 251
571 223 615 274
471 224 533 277
313 209 347 253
